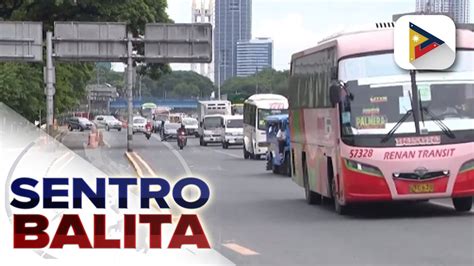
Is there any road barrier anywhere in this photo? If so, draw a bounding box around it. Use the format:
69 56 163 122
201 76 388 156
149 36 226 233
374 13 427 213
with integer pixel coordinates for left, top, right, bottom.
87 126 100 148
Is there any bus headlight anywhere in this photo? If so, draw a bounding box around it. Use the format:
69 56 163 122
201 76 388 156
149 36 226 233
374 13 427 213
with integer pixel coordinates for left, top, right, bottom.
459 159 474 173
344 159 383 177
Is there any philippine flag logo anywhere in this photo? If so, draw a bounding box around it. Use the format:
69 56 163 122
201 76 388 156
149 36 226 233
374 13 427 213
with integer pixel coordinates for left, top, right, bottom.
409 22 445 62
395 15 456 70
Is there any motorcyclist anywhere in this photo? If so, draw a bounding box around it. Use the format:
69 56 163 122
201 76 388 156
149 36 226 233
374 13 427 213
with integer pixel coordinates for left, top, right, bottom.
177 124 187 148
177 123 186 135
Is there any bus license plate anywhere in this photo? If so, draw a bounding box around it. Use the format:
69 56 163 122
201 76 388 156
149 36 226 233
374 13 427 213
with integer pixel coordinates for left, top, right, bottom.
409 183 434 194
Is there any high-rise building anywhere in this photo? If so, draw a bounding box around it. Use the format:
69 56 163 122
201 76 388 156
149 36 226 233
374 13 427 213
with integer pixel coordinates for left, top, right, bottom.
416 0 470 23
214 0 252 87
192 0 215 81
236 38 273 77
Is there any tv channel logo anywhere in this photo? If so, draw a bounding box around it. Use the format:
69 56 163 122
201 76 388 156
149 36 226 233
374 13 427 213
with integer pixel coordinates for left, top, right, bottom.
394 15 456 70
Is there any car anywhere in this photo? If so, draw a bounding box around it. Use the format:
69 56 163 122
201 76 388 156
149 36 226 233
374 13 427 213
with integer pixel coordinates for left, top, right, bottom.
93 115 108 128
68 117 93 131
182 117 199 136
93 115 116 128
104 116 122 131
161 121 181 141
132 116 147 134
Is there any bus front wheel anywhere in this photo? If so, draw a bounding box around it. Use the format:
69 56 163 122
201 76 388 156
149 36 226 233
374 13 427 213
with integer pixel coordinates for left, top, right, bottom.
331 177 349 215
452 197 472 212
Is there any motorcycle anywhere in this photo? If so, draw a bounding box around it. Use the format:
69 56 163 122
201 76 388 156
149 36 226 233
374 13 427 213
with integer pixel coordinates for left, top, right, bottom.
145 122 152 140
177 131 187 150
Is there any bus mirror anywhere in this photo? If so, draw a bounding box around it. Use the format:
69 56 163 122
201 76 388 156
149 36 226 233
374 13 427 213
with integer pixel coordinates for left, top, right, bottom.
329 83 341 107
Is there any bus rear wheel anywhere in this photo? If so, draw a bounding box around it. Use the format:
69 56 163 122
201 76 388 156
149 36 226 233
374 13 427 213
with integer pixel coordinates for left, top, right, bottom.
452 197 472 212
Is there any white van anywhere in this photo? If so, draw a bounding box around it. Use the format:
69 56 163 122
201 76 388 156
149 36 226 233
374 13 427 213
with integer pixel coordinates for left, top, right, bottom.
243 94 288 159
199 114 224 146
221 115 244 149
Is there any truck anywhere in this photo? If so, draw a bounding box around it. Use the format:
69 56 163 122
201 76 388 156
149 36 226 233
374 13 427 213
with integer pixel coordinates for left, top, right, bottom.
197 100 232 146
221 115 244 149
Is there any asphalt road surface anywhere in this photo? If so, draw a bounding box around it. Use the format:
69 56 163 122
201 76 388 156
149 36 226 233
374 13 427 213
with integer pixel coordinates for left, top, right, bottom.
61 129 474 266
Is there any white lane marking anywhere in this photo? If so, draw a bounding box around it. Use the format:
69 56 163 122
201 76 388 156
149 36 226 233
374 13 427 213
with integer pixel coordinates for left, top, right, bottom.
103 139 111 148
54 151 72 165
152 134 192 176
213 150 242 159
54 153 75 174
151 135 236 263
430 201 474 213
223 243 259 256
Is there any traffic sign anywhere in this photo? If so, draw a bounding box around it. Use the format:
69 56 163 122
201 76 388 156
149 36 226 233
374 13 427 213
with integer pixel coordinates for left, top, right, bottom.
144 23 212 63
53 22 127 61
0 22 43 62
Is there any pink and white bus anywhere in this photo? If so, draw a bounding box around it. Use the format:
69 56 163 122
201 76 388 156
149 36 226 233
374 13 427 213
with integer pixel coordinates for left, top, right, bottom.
289 23 474 214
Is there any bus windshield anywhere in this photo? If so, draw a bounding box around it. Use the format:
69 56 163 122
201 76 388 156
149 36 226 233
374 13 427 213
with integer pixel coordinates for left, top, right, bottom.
338 51 474 145
258 109 288 130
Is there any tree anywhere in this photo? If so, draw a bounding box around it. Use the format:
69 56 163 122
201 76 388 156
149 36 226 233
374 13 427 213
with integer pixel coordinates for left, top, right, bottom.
0 0 170 121
174 83 200 97
150 71 216 99
0 63 44 121
221 69 290 102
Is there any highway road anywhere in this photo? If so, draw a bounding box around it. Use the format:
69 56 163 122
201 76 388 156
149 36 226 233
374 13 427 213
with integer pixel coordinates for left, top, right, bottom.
62 129 474 266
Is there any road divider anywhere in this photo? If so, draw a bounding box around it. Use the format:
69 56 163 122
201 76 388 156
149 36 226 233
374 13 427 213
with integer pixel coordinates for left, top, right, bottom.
86 127 105 149
125 152 145 177
133 151 157 176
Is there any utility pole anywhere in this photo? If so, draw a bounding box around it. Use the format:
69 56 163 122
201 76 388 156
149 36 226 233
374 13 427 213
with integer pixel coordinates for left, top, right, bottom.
45 31 55 135
138 74 142 99
217 63 221 100
126 33 134 152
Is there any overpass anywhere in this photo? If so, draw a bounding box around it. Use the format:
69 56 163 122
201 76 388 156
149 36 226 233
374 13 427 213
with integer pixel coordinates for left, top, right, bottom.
110 98 200 110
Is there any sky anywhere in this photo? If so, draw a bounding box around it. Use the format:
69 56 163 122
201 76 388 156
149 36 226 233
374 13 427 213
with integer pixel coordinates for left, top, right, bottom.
167 0 416 71
113 0 472 72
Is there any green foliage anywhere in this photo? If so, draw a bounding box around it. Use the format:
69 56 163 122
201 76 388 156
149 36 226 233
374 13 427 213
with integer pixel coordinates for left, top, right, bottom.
0 63 44 121
221 69 290 102
150 71 216 99
0 0 170 121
